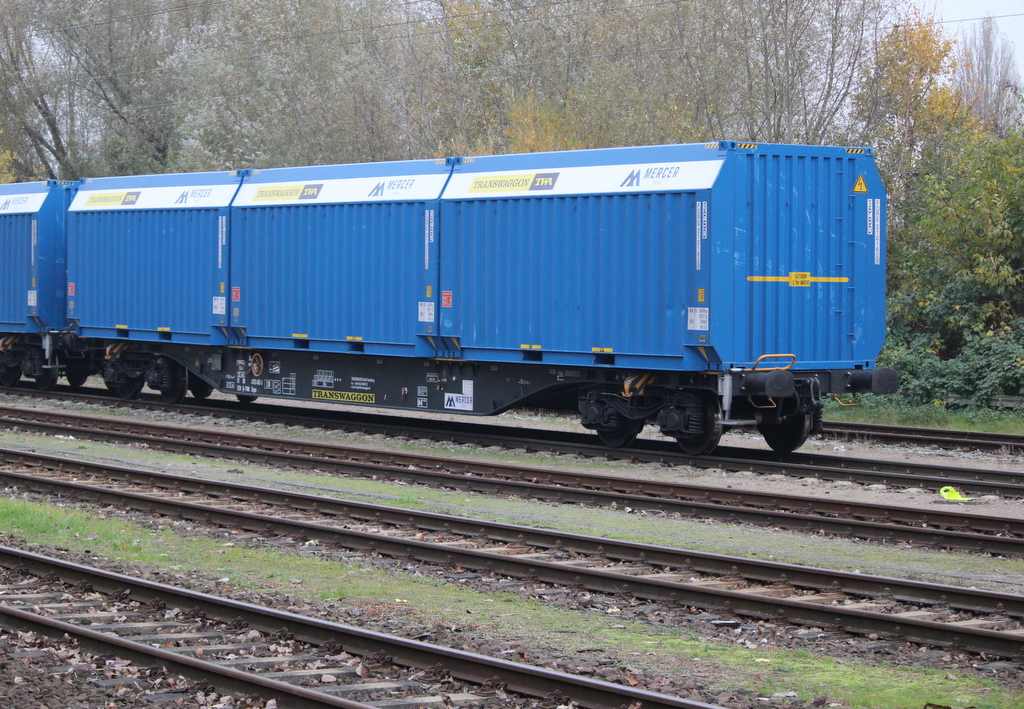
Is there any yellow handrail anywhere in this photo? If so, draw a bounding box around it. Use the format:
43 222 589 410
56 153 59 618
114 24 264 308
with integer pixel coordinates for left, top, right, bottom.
750 353 797 371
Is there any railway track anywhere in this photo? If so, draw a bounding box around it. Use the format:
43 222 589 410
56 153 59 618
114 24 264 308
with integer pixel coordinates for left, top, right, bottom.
1 406 1024 556
0 545 718 709
3 449 1024 659
6 384 1024 461
5 399 1024 504
821 420 1024 453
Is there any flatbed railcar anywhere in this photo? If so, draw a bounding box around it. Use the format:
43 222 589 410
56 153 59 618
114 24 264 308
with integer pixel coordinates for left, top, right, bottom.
0 142 897 454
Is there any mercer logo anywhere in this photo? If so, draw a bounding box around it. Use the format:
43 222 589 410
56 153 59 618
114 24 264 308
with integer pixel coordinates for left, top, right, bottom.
368 182 386 197
620 169 642 188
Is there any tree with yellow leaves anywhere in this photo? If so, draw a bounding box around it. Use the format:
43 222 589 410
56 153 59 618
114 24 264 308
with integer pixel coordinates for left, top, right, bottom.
854 8 974 203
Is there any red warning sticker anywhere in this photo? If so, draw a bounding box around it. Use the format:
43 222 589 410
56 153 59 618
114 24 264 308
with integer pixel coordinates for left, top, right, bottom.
231 287 241 302
68 283 75 296
441 291 453 308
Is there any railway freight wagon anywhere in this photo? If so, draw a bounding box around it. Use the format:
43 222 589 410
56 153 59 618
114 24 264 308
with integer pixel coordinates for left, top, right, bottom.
437 142 897 452
220 158 455 400
0 142 897 454
63 171 246 400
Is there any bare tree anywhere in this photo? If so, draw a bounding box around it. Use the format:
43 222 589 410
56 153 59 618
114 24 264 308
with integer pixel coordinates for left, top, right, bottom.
723 0 886 143
41 0 214 174
0 0 916 177
0 0 85 179
955 17 1022 137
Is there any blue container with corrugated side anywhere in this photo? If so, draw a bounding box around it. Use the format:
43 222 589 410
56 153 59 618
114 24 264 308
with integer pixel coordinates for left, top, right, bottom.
0 181 75 334
438 141 887 373
67 172 245 344
229 159 454 355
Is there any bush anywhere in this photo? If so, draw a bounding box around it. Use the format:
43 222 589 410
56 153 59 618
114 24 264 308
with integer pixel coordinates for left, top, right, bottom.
881 319 1024 405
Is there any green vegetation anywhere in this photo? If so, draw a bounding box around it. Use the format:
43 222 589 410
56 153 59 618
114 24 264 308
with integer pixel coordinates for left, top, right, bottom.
824 396 1024 435
884 132 1024 407
1 497 1020 708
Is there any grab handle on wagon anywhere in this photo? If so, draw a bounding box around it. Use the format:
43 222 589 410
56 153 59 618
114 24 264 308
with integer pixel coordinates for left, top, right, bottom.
750 353 797 371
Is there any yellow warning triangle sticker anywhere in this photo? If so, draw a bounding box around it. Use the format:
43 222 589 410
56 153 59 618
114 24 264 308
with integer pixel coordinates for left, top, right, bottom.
853 175 868 193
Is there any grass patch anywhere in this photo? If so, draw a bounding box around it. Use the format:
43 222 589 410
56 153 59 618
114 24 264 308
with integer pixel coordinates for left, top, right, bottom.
3 428 1021 594
824 396 1024 435
0 497 1021 708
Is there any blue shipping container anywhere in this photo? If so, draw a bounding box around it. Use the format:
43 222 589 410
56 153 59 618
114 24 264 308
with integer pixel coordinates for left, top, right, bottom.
0 181 75 334
230 160 454 355
67 172 245 344
439 141 886 372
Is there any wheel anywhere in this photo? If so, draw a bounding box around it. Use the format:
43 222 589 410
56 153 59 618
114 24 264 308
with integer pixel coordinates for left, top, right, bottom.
675 395 723 456
157 363 188 405
112 375 144 400
0 365 19 388
188 374 214 400
236 395 257 404
596 417 645 448
34 368 58 392
65 371 89 388
64 359 90 388
758 412 812 453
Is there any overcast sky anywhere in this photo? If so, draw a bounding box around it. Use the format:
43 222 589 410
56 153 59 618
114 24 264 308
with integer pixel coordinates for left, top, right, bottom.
930 0 1024 74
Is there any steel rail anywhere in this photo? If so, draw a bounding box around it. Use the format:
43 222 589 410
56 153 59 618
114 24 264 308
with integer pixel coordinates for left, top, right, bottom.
2 459 1020 611
2 411 1024 554
3 395 1024 496
3 384 1023 459
3 453 1024 657
7 384 1024 456
0 545 722 709
0 603 376 709
822 420 1024 453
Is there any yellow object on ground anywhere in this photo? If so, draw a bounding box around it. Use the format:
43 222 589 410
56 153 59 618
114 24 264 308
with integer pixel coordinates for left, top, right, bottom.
939 486 973 501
